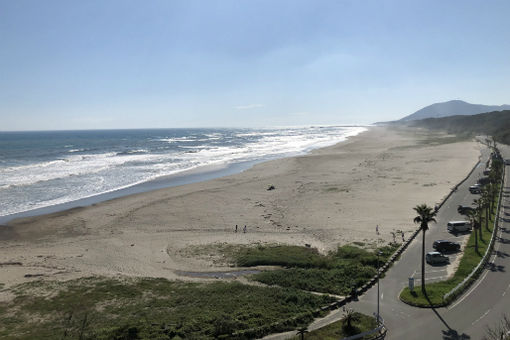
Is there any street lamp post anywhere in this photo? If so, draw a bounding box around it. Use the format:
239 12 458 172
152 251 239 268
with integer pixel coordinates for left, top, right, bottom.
376 250 381 325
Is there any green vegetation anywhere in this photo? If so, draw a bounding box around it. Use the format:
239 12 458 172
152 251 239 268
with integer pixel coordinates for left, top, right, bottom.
236 244 400 295
401 110 510 145
0 277 335 340
412 204 437 295
401 181 501 307
290 312 378 340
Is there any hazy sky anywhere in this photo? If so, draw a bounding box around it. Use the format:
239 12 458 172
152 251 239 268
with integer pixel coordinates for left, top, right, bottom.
1 0 509 130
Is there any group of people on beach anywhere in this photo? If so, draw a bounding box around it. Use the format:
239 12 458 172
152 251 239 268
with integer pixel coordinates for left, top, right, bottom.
235 224 247 233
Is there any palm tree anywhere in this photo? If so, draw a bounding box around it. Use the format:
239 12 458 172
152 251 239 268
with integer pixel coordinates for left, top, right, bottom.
342 308 360 334
466 208 480 253
295 327 308 340
481 188 490 231
413 204 437 295
474 199 484 242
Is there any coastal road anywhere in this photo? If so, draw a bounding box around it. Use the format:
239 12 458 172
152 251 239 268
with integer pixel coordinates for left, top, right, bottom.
347 145 510 339
263 144 510 340
305 145 510 339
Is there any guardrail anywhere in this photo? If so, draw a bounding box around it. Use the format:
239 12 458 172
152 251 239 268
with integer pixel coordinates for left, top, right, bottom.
443 157 505 302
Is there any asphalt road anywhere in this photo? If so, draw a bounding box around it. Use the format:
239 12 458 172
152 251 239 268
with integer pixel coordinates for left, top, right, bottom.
264 144 510 340
309 145 510 340
344 145 510 340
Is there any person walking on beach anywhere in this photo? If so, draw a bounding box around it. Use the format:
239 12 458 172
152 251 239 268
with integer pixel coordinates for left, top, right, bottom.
243 225 247 233
376 225 380 235
235 225 238 233
401 231 405 242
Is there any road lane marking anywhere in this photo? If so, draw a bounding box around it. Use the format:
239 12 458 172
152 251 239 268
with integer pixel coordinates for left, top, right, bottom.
449 264 491 310
410 275 447 283
472 309 491 325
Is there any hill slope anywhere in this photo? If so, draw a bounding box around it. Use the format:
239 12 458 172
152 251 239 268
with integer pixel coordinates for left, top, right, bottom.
400 100 510 121
404 110 510 145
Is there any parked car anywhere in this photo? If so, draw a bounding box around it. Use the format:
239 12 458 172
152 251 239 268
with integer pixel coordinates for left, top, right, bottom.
478 177 490 186
433 240 461 253
426 251 449 264
469 185 481 194
457 205 474 214
447 221 472 233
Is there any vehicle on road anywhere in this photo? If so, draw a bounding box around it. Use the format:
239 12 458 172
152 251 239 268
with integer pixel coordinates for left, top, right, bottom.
469 184 481 194
426 251 449 264
447 221 472 233
433 240 461 253
478 177 490 186
457 205 475 214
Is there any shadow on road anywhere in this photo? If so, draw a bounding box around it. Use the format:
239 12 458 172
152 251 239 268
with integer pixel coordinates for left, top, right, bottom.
423 294 471 339
486 262 506 272
493 249 510 258
500 227 510 234
496 236 510 244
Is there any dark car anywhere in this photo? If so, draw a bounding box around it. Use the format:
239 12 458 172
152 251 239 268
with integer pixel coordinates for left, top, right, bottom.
433 240 461 253
457 205 474 215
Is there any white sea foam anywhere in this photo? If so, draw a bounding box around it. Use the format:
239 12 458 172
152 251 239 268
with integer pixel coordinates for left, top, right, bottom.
0 126 366 217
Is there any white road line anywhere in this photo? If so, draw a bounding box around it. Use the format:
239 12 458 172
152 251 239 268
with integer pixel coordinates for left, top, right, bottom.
449 261 491 310
472 309 491 325
424 269 448 274
410 275 447 282
381 293 384 300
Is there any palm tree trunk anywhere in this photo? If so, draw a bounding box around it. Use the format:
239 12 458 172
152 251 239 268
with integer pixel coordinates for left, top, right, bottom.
486 206 489 231
478 219 483 241
474 227 478 253
421 226 426 295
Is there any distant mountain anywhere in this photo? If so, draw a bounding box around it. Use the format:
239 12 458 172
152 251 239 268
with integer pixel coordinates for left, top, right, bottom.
404 110 510 145
399 100 510 121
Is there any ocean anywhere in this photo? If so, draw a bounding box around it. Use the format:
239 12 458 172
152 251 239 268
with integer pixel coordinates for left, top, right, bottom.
0 126 366 220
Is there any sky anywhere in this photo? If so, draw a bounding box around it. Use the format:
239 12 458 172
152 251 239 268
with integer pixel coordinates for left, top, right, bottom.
1 0 510 131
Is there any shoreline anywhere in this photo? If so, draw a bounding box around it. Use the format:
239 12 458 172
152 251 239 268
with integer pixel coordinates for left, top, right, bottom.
0 126 481 289
0 127 367 225
0 159 262 225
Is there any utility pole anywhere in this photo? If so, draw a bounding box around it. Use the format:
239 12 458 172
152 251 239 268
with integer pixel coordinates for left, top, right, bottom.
377 250 382 325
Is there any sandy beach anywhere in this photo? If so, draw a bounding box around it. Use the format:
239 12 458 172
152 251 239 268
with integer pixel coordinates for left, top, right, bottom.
0 126 481 291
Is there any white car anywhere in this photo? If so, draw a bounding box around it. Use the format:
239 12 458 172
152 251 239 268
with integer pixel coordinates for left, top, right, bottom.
426 251 449 265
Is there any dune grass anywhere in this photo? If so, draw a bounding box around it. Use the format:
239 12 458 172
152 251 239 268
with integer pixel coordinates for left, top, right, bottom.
0 277 335 340
237 243 400 295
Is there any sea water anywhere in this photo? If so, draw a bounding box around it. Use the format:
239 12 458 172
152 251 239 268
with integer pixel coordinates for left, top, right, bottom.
0 126 366 218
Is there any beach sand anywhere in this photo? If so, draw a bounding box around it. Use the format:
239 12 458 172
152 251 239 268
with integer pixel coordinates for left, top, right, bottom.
0 126 481 291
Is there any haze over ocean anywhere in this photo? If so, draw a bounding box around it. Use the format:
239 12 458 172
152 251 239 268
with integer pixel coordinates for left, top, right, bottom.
0 126 365 217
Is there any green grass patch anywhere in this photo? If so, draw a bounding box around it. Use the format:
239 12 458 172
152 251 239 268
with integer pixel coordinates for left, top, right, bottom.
400 182 501 306
290 312 377 339
237 243 400 295
236 244 329 268
0 277 335 340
